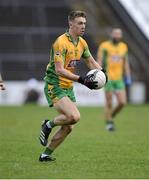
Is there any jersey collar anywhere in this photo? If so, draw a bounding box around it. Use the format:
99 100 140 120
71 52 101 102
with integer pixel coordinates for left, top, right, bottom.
65 31 80 46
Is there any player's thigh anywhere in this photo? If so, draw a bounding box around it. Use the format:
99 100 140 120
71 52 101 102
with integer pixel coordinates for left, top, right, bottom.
115 89 127 105
104 81 113 105
44 83 67 107
54 96 80 121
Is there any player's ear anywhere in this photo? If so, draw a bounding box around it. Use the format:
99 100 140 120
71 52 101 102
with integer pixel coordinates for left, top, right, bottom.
69 20 73 28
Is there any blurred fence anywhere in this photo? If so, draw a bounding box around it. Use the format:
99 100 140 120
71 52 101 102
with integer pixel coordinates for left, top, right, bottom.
0 81 146 106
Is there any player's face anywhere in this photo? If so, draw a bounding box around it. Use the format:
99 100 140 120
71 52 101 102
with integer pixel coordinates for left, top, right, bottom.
111 29 122 43
70 17 86 36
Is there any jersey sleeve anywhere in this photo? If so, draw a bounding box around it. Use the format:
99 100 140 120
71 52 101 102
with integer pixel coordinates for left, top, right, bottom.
81 39 92 59
97 42 108 69
53 38 66 63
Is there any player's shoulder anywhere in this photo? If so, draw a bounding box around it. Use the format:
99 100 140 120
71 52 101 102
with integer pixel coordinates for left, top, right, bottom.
79 36 88 46
119 41 128 50
54 33 67 44
53 33 67 48
100 40 111 48
120 41 128 47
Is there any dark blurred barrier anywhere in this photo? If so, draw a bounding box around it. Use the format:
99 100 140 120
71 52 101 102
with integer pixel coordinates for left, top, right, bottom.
0 0 149 102
0 0 69 80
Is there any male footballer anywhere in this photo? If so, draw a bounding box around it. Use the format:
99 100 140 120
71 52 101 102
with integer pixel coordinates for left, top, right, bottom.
39 11 106 161
97 28 131 131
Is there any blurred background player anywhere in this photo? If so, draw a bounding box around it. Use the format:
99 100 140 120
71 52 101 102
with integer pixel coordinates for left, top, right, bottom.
0 73 5 90
39 10 104 162
97 28 132 131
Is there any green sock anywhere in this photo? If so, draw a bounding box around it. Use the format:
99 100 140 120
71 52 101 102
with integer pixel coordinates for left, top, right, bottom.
46 120 56 128
106 120 113 124
49 120 56 128
43 147 53 156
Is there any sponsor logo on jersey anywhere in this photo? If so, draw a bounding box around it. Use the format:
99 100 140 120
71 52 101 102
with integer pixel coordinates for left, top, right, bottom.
67 60 78 68
111 55 122 62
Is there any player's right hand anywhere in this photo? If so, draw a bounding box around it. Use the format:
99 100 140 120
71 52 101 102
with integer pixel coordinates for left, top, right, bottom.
78 75 98 89
0 82 6 90
124 76 132 86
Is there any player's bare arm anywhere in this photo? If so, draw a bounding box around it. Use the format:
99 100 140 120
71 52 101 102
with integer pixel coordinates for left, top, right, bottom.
124 57 131 78
97 57 102 66
124 56 132 86
55 61 80 81
55 60 99 89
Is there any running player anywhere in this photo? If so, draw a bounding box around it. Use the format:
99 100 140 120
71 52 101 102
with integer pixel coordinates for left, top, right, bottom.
97 28 131 131
39 10 106 161
0 73 5 90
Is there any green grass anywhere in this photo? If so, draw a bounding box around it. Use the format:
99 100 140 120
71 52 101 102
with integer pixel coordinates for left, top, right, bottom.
0 104 149 179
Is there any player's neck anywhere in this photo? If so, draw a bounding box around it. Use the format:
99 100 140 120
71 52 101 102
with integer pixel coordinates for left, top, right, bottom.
68 29 79 42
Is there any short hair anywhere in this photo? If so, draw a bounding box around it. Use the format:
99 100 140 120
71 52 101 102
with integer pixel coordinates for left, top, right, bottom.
112 28 122 33
68 10 86 21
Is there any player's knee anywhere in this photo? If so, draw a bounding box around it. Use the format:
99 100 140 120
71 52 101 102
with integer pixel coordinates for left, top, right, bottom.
107 102 112 108
119 101 126 107
67 112 80 124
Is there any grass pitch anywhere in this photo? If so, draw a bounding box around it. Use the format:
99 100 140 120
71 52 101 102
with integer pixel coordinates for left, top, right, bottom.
0 104 149 179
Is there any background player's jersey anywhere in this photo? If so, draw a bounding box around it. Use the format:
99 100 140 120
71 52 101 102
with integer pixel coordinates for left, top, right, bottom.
98 40 128 81
44 32 91 89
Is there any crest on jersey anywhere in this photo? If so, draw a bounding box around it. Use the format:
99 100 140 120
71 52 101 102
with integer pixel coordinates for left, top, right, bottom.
55 51 61 56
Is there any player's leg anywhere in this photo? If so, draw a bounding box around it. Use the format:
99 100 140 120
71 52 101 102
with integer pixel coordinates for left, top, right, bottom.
39 96 80 146
45 97 80 149
112 80 127 118
104 80 115 131
105 91 113 121
53 96 80 125
39 84 78 145
39 125 74 162
105 91 115 131
112 89 127 118
47 124 74 151
39 96 80 161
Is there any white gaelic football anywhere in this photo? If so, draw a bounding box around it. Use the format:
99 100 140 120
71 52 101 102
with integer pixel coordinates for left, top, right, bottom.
86 69 106 89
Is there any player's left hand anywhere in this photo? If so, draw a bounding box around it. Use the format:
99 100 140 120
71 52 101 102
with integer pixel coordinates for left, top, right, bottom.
124 76 132 86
